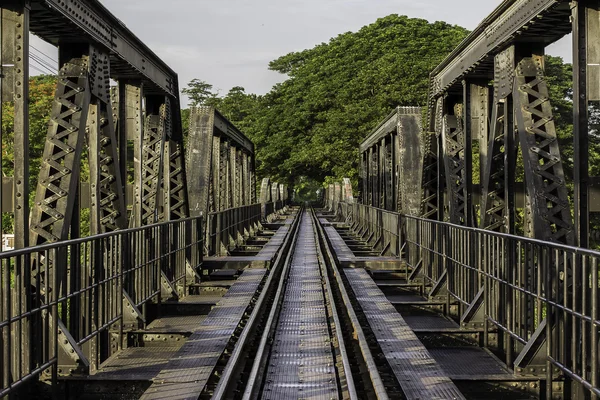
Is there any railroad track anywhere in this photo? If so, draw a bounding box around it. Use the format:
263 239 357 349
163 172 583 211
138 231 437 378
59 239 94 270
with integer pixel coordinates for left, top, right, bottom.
211 206 415 400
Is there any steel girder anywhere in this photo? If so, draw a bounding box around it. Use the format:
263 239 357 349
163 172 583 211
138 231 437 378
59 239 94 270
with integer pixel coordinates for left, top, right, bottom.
441 102 469 225
29 0 179 97
30 51 91 245
87 47 128 235
186 106 256 215
420 98 442 219
430 0 571 98
514 52 574 245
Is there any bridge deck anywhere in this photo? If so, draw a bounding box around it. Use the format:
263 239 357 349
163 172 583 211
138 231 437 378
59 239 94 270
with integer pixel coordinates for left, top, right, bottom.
262 211 339 399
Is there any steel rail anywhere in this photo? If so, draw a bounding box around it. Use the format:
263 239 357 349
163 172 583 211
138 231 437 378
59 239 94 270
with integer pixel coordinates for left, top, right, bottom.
241 207 304 400
312 207 390 400
309 207 358 400
210 207 302 399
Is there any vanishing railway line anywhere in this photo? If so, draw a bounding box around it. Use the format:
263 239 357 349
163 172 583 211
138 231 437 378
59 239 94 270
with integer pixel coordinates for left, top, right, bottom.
210 207 464 400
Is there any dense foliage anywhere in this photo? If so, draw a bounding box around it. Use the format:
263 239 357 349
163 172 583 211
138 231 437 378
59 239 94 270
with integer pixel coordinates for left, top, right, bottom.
199 15 470 188
183 15 580 197
1 75 56 232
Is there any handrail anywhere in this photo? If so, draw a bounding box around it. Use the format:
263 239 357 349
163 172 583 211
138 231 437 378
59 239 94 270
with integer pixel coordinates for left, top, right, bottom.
338 201 600 397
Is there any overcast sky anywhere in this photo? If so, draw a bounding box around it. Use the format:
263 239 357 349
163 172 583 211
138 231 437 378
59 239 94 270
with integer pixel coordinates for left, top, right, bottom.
31 0 572 106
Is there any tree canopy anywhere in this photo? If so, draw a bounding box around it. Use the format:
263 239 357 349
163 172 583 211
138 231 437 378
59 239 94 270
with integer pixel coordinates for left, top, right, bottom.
184 15 578 196
190 15 470 187
182 79 219 106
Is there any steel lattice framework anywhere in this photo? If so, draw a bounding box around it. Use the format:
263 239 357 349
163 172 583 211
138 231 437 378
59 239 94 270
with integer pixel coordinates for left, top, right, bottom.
1 0 262 384
358 1 600 396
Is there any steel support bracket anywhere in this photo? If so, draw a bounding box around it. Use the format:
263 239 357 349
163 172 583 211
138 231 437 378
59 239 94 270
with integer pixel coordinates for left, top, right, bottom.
160 271 178 301
514 319 561 378
460 286 485 328
429 269 449 300
122 291 145 330
54 316 90 375
408 259 424 282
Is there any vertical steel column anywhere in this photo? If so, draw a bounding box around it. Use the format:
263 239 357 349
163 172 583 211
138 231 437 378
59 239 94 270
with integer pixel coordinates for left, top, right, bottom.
379 139 384 209
30 44 91 245
421 97 442 219
1 0 31 379
219 140 230 211
513 47 574 245
441 97 468 225
463 81 489 227
368 148 374 206
250 152 257 204
86 47 128 372
396 107 423 216
162 98 189 221
361 151 368 205
481 47 514 233
1 1 29 249
211 136 221 212
121 82 143 227
385 137 393 211
573 0 600 249
260 177 271 219
242 151 249 205
393 131 400 213
469 82 490 228
163 137 188 221
513 45 574 385
87 47 127 234
186 107 214 218
229 145 237 208
140 95 167 224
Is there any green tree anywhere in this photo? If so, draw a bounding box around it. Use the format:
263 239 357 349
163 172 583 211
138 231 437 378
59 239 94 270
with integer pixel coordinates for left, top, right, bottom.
1 74 57 232
250 15 470 188
182 79 218 106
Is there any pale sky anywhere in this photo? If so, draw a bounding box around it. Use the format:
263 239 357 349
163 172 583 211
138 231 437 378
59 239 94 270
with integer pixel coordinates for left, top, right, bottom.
30 0 571 106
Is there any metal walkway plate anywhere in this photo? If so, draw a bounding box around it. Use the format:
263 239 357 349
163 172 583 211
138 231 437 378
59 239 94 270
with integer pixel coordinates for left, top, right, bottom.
92 347 183 381
429 347 515 381
262 212 339 399
140 269 266 399
344 268 466 400
324 225 401 269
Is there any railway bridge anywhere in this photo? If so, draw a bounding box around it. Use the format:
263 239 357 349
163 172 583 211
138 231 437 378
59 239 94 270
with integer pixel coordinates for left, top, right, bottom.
1 0 600 399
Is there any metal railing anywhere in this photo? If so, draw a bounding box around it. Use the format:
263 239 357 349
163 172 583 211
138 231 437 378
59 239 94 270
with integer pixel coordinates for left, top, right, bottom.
205 201 289 257
0 216 203 398
338 202 600 397
206 204 261 257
